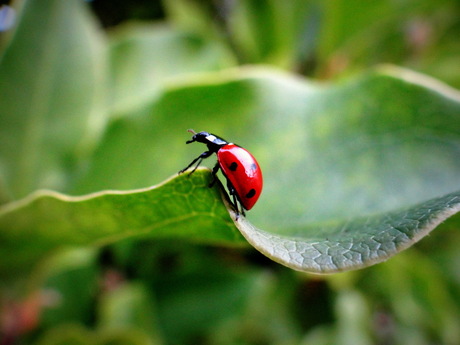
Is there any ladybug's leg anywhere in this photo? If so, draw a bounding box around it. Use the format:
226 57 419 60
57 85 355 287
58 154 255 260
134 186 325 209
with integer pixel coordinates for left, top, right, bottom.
179 151 212 175
226 180 245 218
208 162 220 187
240 205 246 217
229 186 240 217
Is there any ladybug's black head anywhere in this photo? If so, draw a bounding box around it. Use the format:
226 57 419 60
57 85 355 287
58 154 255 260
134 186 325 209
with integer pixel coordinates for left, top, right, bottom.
185 129 229 150
185 130 211 144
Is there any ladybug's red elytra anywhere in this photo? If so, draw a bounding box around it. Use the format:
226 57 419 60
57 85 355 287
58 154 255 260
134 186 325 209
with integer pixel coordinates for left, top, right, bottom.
179 129 263 217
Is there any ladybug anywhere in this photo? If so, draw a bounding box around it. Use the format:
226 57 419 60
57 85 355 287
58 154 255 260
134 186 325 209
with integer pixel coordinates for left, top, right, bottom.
179 129 263 217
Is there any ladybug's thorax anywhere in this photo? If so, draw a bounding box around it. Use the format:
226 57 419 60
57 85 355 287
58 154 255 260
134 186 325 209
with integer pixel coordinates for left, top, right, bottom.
192 132 229 153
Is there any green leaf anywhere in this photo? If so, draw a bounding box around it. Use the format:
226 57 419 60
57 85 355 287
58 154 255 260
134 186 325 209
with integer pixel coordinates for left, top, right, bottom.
34 324 96 345
72 66 460 273
97 283 163 344
315 0 460 81
34 323 155 345
334 289 373 345
317 0 396 62
39 249 99 327
233 191 460 273
364 251 460 344
1 65 460 276
155 265 271 344
107 22 235 115
0 169 243 280
225 0 314 66
0 0 106 200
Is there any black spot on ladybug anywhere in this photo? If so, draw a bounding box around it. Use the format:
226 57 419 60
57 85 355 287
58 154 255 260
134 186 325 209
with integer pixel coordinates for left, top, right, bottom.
246 189 256 199
229 162 238 171
250 163 258 171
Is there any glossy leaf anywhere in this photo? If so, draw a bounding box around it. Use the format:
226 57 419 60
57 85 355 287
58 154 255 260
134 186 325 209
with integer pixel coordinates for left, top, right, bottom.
71 66 460 273
0 169 243 279
1 41 460 275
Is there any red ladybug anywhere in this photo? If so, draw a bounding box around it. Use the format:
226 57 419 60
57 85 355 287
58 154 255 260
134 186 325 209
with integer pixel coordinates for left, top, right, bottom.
179 129 263 217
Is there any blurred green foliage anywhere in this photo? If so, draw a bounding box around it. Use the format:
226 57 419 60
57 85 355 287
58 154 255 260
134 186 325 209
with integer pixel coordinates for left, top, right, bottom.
1 0 460 344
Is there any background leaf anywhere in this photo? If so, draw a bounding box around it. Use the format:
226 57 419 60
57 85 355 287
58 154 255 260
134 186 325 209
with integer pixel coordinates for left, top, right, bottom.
97 282 163 344
107 22 235 115
0 0 106 200
1 0 460 344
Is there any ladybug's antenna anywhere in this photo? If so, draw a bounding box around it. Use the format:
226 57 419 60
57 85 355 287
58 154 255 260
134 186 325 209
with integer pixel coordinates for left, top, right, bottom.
185 129 198 144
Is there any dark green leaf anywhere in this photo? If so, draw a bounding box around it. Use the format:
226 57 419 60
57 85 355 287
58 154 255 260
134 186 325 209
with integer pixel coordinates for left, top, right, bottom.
0 169 243 279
